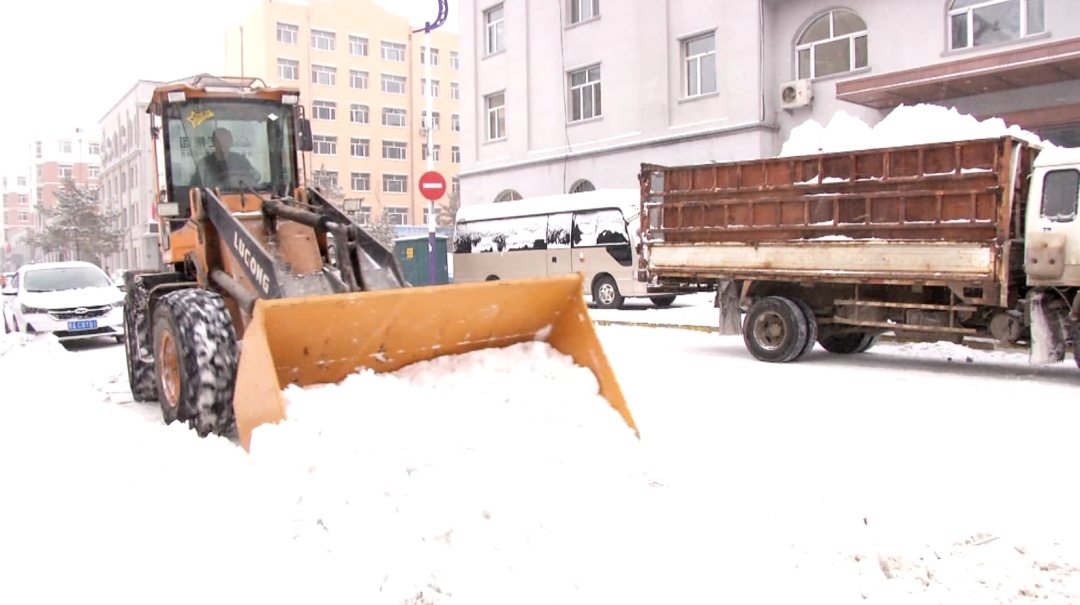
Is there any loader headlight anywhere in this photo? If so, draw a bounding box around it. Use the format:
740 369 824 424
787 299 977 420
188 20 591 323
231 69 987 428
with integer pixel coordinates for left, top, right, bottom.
21 304 46 315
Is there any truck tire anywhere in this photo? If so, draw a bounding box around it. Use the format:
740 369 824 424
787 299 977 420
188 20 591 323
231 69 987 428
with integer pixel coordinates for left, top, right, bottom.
593 275 624 310
123 270 158 402
650 295 677 307
151 289 239 437
818 331 876 354
791 298 819 360
742 296 808 363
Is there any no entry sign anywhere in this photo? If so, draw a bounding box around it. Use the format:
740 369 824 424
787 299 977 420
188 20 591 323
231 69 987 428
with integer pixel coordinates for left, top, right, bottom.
418 170 447 201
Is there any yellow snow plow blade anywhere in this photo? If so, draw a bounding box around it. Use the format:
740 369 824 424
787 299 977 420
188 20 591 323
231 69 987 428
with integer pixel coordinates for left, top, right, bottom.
232 273 635 451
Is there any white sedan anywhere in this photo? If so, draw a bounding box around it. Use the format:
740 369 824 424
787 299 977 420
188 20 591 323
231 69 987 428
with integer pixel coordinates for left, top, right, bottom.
1 261 125 343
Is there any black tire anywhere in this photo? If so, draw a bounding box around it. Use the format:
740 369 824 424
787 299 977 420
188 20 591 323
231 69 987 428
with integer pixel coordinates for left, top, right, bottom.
818 331 876 354
151 289 239 437
650 295 677 307
791 298 819 360
742 296 808 363
856 335 880 353
592 275 624 310
123 271 158 402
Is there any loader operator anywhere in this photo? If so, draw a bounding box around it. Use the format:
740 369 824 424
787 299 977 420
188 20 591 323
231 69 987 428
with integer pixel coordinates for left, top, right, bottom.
190 127 261 190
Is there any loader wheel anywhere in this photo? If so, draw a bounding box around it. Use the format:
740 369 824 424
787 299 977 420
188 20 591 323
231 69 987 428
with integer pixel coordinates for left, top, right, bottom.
650 295 677 307
818 331 876 354
151 289 239 437
593 275 624 310
791 298 819 361
742 296 808 363
123 271 158 402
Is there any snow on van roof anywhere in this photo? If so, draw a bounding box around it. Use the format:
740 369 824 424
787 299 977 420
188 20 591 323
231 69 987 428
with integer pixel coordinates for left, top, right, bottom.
456 189 641 223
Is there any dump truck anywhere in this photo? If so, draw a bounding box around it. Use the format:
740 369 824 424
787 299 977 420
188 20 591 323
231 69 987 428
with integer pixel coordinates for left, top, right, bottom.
122 75 635 451
637 134 1080 367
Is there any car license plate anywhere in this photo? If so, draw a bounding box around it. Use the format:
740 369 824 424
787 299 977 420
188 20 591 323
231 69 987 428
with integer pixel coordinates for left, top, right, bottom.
68 319 98 331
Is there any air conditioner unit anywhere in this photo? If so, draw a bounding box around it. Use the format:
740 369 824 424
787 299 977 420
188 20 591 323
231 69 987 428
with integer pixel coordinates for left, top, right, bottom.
779 79 814 110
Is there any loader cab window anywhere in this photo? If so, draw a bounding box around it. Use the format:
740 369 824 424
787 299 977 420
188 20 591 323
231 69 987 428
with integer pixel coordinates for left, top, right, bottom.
1041 169 1080 222
161 98 299 213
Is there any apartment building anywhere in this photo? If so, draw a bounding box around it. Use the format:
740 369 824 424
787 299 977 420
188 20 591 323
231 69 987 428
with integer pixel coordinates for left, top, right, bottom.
29 130 101 262
224 0 462 227
99 80 166 272
458 0 1080 204
0 170 32 270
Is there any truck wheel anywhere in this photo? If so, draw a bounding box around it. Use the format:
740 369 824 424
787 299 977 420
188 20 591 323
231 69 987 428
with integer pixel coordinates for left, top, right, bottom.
650 295 677 307
818 332 875 354
792 298 819 360
742 296 808 363
593 275 625 310
856 335 880 353
123 271 158 402
151 289 239 437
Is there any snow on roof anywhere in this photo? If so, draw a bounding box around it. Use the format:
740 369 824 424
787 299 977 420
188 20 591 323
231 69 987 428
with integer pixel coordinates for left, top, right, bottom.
456 189 641 223
779 103 1054 157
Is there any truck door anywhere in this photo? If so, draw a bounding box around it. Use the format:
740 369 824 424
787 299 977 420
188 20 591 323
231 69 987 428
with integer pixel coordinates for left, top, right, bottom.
1027 166 1080 286
546 212 573 279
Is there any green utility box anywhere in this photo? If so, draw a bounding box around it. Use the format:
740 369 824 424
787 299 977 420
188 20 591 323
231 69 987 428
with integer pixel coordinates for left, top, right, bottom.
394 235 450 286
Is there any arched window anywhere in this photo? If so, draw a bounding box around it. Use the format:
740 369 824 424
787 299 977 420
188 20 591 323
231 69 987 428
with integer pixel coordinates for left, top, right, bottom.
948 0 1045 51
494 189 522 202
795 9 867 80
569 179 595 193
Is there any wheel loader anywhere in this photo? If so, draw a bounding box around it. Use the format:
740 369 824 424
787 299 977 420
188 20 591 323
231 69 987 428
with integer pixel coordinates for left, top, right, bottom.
122 75 635 451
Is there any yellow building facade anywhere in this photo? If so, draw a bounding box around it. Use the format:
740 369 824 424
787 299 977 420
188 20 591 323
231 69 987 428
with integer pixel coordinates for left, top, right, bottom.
225 0 461 226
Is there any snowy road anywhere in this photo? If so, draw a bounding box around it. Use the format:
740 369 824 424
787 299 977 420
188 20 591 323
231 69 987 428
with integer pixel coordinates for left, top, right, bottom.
18 308 1080 603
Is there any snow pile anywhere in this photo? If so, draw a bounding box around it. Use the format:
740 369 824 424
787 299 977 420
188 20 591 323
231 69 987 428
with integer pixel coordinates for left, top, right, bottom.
248 340 686 604
780 103 1054 157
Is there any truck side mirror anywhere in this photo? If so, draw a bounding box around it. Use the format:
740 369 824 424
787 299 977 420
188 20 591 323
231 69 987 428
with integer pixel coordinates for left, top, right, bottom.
297 118 313 152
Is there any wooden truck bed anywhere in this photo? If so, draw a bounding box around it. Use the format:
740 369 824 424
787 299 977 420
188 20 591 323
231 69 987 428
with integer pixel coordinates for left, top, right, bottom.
639 136 1038 300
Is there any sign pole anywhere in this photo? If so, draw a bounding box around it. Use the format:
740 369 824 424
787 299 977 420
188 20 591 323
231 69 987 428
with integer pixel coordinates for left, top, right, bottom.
424 22 438 286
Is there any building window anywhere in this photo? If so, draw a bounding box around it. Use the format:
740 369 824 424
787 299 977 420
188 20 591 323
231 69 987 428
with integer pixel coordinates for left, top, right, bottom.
684 32 717 97
451 146 460 164
17 194 28 205
18 212 29 222
311 64 337 86
485 92 506 141
381 74 407 94
381 41 406 62
313 170 338 188
350 172 371 192
384 206 409 224
311 29 336 51
17 176 26 187
570 179 595 193
422 144 441 162
278 58 300 80
451 176 460 194
350 104 369 124
796 9 868 79
569 0 599 24
59 140 72 154
451 51 460 69
382 140 408 160
88 166 100 179
349 69 369 89
383 175 408 195
34 141 41 159
350 138 370 157
312 135 337 155
36 187 42 202
382 107 407 127
485 4 505 54
948 0 1044 50
451 113 461 132
58 164 74 179
421 110 441 130
422 78 440 97
451 81 460 100
88 143 100 155
494 189 523 202
312 100 337 120
421 46 439 65
349 35 368 56
569 65 602 122
277 22 298 44
36 165 43 180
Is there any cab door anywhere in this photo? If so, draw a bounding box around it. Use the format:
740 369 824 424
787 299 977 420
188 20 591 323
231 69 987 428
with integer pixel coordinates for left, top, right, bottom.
546 212 573 278
1026 166 1080 286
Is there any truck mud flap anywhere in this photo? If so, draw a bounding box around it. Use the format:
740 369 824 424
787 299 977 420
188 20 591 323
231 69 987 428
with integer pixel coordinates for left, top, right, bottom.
716 281 742 336
1029 291 1068 365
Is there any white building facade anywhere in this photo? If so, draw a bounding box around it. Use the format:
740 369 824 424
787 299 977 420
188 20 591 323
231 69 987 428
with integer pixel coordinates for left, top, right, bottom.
99 80 165 272
458 0 1080 205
